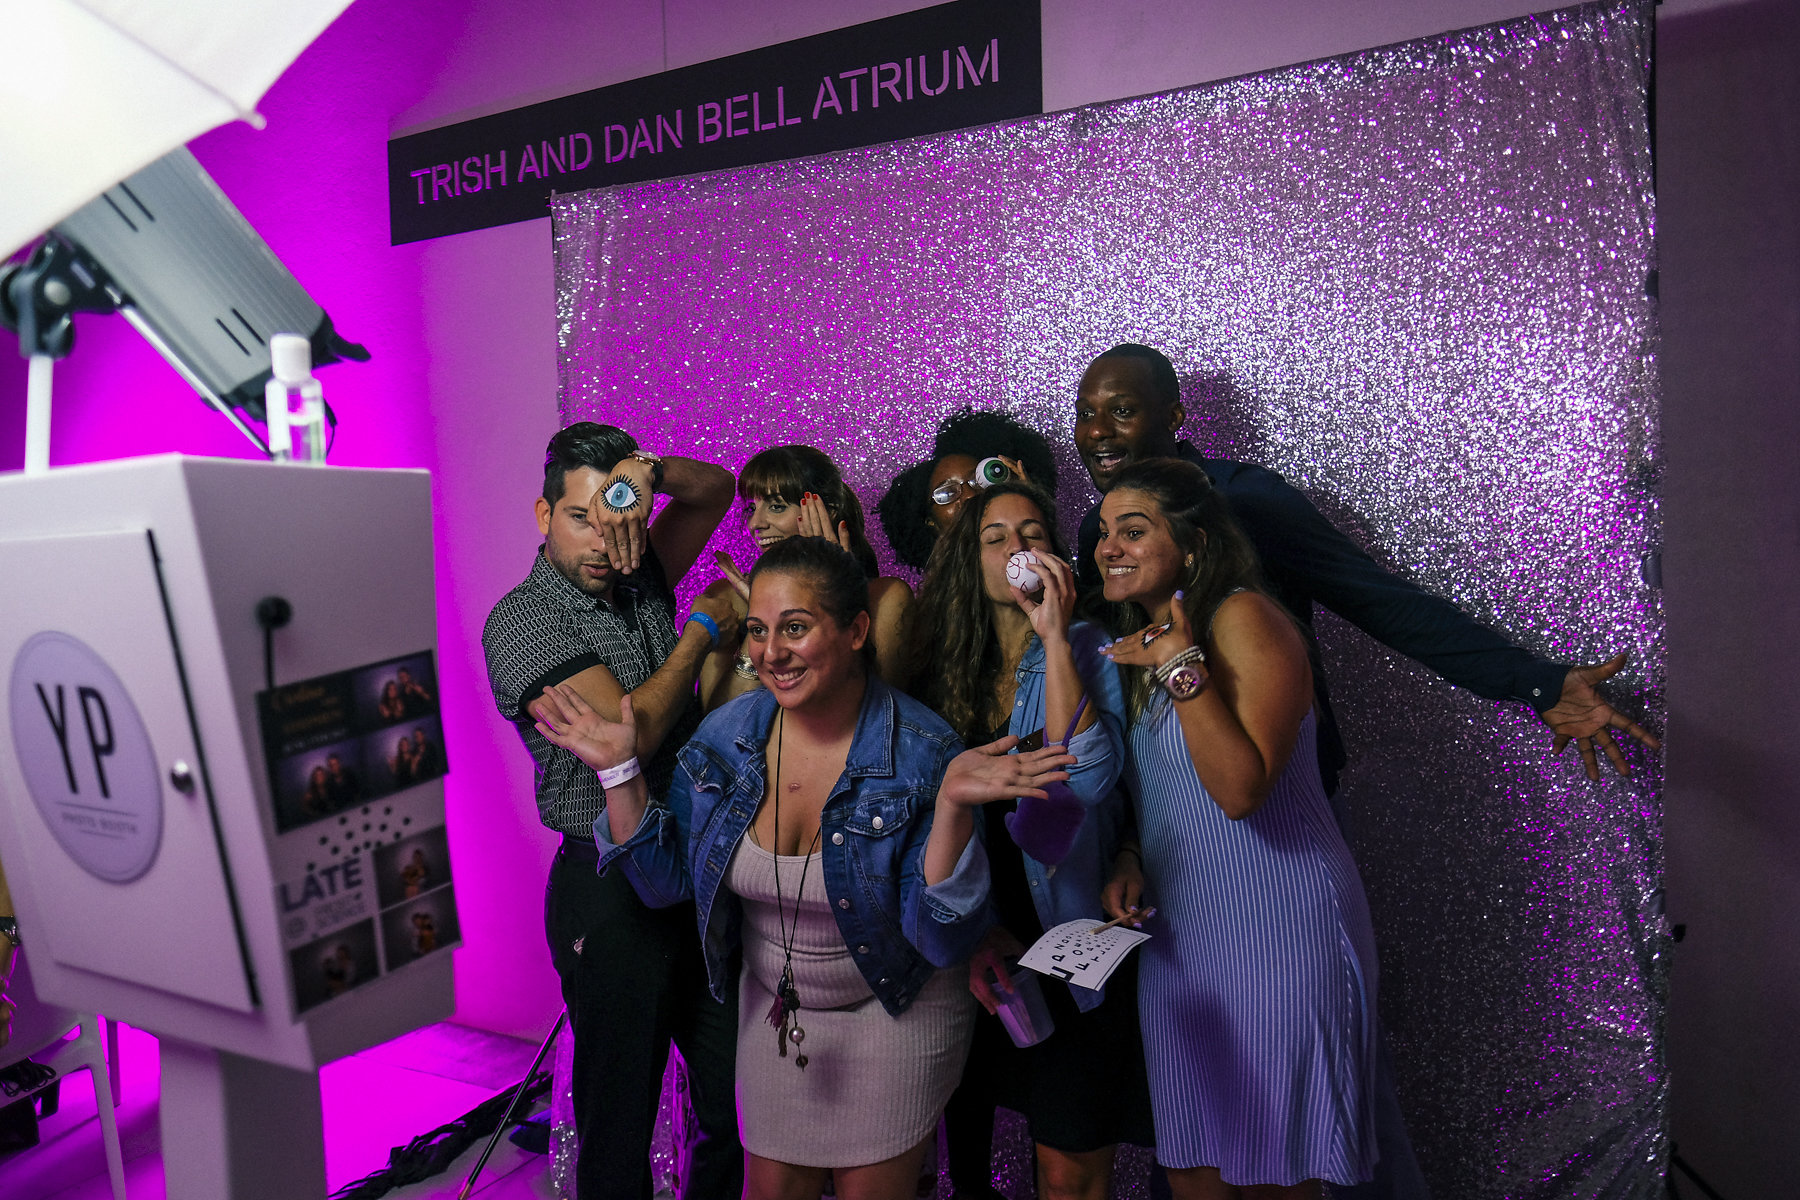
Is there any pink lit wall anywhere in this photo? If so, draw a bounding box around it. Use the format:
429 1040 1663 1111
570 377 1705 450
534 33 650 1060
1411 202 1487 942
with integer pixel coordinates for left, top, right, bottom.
5 4 1795 1190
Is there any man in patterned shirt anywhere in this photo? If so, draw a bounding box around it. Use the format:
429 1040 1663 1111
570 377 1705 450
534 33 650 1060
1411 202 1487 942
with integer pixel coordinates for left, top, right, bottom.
483 422 741 1200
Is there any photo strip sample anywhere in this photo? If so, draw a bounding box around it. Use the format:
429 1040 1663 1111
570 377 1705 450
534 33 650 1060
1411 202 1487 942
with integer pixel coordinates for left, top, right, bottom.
259 652 449 834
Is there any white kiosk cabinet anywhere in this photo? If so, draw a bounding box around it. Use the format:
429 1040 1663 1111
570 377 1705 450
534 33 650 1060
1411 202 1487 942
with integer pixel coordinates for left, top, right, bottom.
0 455 456 1199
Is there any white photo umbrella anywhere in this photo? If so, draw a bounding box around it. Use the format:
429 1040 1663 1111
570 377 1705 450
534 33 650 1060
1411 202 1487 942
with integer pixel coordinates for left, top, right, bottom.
0 0 355 259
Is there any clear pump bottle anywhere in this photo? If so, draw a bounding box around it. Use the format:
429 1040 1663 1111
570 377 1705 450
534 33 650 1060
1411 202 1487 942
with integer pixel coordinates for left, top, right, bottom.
265 333 327 464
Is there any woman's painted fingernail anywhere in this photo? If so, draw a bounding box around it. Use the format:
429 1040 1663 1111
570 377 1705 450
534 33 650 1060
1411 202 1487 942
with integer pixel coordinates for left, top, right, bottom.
1174 589 1185 600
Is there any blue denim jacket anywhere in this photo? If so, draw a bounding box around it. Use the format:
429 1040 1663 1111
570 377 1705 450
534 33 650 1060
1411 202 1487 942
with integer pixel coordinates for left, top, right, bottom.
595 676 990 1017
1001 621 1130 1011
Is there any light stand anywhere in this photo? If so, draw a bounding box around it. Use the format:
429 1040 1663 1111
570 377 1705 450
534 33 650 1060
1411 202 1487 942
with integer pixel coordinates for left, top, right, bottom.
2 238 119 473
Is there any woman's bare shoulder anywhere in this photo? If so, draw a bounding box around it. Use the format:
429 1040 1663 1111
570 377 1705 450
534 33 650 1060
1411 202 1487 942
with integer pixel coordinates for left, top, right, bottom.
1208 590 1305 658
870 575 914 605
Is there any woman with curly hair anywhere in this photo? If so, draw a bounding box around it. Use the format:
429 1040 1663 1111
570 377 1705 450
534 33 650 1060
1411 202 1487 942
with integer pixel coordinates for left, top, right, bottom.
699 444 911 709
906 479 1151 1200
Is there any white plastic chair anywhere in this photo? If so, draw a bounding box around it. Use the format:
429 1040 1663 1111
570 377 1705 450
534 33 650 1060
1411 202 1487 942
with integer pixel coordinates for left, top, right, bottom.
1 948 127 1200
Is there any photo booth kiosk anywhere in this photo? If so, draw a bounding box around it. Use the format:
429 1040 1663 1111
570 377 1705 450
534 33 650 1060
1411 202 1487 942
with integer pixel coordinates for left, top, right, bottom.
0 455 455 1199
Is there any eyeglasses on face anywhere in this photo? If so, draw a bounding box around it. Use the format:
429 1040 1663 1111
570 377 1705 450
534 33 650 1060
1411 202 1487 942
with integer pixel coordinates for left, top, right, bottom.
930 457 1013 506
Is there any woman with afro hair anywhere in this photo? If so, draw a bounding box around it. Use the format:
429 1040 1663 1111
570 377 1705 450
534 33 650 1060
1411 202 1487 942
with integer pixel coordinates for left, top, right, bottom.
876 408 1059 572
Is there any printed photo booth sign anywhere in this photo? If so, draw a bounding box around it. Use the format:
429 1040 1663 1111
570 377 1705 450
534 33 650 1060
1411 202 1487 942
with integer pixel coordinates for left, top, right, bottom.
258 653 458 1014
551 2 1663 1195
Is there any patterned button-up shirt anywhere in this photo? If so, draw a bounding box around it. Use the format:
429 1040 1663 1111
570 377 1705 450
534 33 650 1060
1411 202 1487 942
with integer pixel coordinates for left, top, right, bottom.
483 547 700 837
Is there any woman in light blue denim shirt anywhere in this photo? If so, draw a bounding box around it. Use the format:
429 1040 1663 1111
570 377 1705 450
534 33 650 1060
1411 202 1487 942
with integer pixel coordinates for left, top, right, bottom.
534 537 1074 1200
906 481 1153 1200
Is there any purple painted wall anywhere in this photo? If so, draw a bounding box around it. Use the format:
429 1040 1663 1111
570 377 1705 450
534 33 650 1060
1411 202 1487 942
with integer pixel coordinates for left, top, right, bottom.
1659 3 1800 1196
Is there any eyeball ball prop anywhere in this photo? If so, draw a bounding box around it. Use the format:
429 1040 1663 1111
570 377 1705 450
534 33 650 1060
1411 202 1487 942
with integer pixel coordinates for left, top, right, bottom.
1006 551 1043 593
975 456 1013 487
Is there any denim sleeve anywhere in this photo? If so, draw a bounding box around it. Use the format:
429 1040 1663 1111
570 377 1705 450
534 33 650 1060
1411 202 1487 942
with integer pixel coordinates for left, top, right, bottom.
593 764 695 909
1060 623 1128 809
901 737 992 967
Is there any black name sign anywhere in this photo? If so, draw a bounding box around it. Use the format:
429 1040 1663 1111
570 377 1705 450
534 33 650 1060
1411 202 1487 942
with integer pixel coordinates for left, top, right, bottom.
387 0 1042 244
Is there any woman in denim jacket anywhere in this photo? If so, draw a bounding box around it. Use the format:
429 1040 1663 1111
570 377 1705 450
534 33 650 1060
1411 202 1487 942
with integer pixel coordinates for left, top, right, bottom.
905 480 1152 1200
534 537 1074 1200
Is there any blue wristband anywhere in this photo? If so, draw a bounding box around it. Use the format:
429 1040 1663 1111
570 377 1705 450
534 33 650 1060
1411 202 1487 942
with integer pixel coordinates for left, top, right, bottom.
685 611 720 648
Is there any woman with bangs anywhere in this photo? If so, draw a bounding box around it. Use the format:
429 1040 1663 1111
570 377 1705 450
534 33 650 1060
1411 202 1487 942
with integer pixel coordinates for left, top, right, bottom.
905 480 1152 1200
699 445 912 710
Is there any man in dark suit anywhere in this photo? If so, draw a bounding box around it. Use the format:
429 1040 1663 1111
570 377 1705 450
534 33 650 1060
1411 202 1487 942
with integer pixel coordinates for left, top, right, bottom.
1074 343 1657 789
1072 342 1658 1200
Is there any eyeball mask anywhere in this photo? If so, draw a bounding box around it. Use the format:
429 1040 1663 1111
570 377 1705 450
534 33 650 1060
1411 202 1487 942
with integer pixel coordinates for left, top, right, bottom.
1005 551 1043 593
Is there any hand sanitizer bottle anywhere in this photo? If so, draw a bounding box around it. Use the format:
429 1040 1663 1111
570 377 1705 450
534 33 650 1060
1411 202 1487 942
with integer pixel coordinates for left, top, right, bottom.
266 334 326 464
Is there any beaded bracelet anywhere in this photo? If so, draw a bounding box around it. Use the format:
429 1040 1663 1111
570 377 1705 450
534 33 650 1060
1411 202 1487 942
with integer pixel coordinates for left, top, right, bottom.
1152 645 1207 682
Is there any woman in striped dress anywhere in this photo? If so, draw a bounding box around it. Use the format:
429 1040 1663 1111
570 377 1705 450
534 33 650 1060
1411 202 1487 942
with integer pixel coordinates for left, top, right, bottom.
1091 458 1379 1199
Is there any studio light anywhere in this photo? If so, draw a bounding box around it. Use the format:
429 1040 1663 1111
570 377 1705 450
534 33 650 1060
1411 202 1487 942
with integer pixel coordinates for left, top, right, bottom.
2 148 368 464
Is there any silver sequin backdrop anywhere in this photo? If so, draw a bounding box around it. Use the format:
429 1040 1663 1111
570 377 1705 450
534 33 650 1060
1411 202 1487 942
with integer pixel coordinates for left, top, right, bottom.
553 2 1664 1195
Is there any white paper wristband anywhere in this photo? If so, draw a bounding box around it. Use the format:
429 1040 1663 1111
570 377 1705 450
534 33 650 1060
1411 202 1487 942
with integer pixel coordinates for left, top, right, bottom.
597 758 642 790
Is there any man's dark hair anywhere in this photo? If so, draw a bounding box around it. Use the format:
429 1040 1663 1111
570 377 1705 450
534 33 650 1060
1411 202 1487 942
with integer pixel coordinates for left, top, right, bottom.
1094 343 1181 412
875 460 938 571
543 422 637 506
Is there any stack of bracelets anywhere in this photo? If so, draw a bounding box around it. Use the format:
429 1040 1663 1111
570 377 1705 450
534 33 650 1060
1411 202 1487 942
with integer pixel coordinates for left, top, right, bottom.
1153 645 1209 701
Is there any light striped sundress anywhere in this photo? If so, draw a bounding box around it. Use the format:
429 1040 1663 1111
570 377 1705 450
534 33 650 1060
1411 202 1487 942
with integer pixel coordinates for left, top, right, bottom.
1128 700 1379 1186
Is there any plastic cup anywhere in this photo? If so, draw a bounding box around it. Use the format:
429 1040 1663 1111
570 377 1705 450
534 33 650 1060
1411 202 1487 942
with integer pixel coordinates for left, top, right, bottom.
994 966 1055 1048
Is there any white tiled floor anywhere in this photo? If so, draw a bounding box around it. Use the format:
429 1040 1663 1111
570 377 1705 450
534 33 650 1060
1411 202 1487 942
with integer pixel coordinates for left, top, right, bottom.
0 1021 561 1200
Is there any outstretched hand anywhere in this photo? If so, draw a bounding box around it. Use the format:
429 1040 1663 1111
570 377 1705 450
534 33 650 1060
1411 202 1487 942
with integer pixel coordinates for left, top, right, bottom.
532 684 640 771
1102 593 1197 672
939 735 1076 809
1539 653 1660 780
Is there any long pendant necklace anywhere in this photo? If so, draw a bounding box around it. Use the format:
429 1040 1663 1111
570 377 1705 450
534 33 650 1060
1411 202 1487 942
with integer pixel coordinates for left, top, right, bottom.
764 710 822 1070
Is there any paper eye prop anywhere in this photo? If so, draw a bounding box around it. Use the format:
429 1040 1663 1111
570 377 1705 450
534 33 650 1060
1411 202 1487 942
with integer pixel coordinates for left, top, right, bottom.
1006 551 1043 593
603 477 641 512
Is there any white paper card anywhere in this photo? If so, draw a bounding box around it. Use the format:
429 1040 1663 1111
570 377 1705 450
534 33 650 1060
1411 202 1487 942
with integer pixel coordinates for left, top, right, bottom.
1018 918 1151 992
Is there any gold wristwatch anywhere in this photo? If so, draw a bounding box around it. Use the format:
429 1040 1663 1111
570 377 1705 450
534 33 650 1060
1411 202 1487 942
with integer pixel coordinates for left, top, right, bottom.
628 449 664 490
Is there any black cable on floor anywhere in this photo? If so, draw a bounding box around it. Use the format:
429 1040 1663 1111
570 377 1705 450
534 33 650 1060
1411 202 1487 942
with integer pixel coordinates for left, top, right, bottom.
327 1069 551 1200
